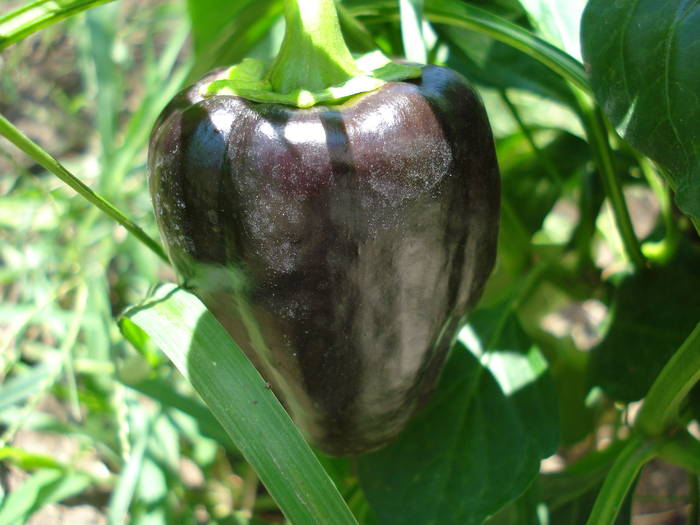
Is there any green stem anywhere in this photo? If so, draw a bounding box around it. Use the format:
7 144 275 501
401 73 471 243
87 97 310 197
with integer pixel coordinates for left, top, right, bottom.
0 113 169 264
639 157 678 263
585 435 657 525
573 91 646 270
268 0 361 93
636 322 700 437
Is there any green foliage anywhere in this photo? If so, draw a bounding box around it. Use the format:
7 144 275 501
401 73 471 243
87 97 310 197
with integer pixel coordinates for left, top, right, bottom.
589 248 700 402
1 0 699 524
121 285 357 525
358 306 558 525
0 468 92 525
0 0 115 50
582 0 700 221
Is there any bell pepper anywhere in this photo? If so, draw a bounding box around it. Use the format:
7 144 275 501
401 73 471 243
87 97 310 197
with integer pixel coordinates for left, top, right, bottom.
148 0 500 456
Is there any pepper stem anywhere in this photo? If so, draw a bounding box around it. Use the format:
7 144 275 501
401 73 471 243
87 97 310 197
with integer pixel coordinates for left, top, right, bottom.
268 0 363 94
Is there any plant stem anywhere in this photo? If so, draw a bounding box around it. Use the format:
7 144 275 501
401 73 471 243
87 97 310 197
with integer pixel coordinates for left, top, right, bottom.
585 435 657 525
636 322 700 437
0 113 169 264
639 157 678 263
573 91 646 270
268 0 361 93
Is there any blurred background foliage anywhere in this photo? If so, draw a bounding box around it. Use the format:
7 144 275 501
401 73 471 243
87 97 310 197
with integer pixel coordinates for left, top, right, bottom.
0 0 699 523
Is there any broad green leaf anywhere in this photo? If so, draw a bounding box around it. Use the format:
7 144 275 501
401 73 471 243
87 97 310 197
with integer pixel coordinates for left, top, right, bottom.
518 0 586 60
0 0 114 50
358 305 558 525
0 468 91 525
581 0 700 220
589 247 700 402
120 284 357 525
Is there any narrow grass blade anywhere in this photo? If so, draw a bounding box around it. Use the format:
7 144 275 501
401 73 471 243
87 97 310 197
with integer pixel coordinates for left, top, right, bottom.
107 408 151 525
0 468 91 525
400 0 427 63
0 113 168 264
0 0 115 50
0 361 57 413
119 284 357 525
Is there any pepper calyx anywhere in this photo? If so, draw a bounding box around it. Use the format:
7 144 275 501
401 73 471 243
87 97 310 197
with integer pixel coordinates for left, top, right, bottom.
200 51 422 108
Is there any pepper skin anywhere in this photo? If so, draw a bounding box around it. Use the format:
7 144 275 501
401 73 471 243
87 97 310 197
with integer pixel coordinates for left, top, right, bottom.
148 65 500 456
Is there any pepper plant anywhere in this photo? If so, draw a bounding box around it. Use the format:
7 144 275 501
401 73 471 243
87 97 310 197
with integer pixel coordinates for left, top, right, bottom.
0 1 699 524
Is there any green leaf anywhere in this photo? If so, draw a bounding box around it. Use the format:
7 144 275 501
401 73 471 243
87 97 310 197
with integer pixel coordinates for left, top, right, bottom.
0 360 58 413
502 131 588 235
0 468 91 525
0 447 64 471
589 247 700 402
0 114 168 263
120 284 357 525
0 0 115 50
518 0 586 60
581 0 700 220
399 0 427 63
122 375 236 452
358 305 558 525
107 408 151 525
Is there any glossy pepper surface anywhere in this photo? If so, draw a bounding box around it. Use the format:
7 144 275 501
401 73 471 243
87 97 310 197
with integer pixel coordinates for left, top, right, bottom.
148 63 500 456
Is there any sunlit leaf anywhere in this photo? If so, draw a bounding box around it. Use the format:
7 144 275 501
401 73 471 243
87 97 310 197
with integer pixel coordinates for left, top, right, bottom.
0 0 115 50
358 303 558 525
519 0 586 60
582 0 700 220
0 468 91 525
120 284 357 525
